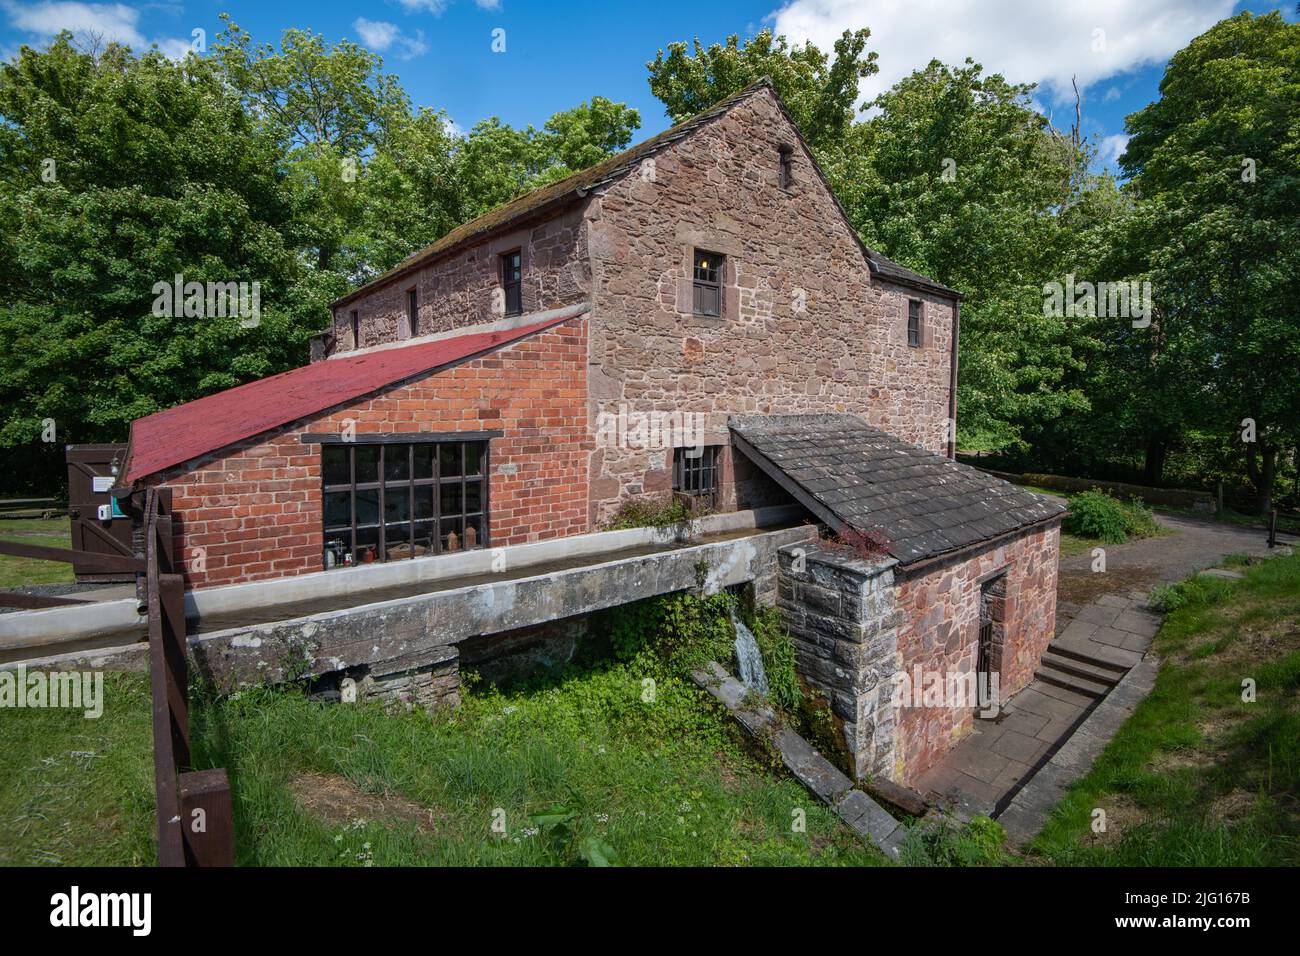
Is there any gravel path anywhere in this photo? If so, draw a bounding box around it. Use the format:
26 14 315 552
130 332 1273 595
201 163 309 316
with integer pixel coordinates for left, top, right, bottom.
1055 510 1275 622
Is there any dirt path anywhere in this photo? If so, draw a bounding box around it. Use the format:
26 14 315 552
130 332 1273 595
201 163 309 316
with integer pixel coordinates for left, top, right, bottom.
1055 510 1272 623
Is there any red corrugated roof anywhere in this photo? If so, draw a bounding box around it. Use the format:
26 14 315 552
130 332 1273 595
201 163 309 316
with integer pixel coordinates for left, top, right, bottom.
122 310 583 483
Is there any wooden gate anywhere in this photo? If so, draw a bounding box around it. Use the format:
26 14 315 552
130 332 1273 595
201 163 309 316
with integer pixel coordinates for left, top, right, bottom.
66 444 134 583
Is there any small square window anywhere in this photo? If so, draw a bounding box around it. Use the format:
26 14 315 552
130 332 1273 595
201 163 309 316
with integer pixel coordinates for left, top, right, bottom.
502 250 522 316
673 445 720 500
907 300 923 348
692 250 723 317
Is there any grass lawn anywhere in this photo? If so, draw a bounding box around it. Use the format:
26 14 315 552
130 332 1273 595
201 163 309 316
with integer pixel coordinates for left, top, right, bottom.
1030 552 1300 865
1058 532 1095 557
0 517 74 588
1 617 888 866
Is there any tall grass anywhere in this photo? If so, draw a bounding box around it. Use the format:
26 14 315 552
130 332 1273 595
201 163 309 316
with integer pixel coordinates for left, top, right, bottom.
1032 553 1300 865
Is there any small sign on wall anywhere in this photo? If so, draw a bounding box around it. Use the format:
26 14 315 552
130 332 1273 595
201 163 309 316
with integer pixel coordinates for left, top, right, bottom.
92 476 114 493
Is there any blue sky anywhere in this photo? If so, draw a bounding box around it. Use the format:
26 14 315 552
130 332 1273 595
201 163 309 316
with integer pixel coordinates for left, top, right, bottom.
1 1 1294 173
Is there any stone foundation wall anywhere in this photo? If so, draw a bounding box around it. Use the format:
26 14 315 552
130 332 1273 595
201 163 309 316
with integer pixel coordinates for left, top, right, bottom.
354 649 461 711
777 544 901 781
459 616 588 685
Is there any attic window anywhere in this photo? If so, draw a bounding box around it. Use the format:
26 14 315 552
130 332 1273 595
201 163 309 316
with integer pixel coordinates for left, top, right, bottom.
778 143 795 189
907 299 923 348
692 250 723 317
407 288 419 336
501 250 522 316
350 309 361 348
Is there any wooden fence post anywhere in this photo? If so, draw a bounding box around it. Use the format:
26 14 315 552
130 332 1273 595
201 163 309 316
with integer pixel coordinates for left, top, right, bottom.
180 769 235 867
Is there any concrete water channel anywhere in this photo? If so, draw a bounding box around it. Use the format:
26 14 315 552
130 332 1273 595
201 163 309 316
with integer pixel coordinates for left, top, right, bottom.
0 507 815 704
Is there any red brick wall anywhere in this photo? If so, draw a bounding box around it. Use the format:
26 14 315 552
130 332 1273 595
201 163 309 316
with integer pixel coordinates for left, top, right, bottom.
892 522 1060 784
149 319 589 590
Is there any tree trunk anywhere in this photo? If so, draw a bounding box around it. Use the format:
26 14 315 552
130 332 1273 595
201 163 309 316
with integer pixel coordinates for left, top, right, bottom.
1245 441 1276 519
1143 438 1166 487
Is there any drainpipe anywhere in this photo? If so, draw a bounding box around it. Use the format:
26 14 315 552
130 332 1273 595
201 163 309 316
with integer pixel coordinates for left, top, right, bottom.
947 297 961 460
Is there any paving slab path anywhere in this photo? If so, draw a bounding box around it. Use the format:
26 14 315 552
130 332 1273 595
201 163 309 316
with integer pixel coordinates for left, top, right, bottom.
915 508 1284 825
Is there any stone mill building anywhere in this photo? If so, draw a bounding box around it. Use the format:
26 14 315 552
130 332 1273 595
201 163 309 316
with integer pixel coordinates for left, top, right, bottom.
106 79 1064 787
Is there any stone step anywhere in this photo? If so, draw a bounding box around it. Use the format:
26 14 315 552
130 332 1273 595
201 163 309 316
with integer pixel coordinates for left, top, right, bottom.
1050 632 1143 670
1035 664 1110 700
1042 647 1127 683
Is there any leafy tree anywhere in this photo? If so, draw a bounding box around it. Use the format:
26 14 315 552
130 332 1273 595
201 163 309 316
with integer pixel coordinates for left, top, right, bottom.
847 59 1098 452
0 36 306 483
455 97 641 218
1120 11 1300 513
0 25 643 493
647 28 876 151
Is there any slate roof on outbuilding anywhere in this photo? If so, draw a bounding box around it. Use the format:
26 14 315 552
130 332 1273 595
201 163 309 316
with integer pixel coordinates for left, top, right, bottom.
729 414 1064 567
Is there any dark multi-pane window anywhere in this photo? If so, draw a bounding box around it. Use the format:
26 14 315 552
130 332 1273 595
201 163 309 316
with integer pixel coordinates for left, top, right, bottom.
350 309 361 348
907 299 923 348
407 288 419 336
321 440 488 568
502 250 522 316
693 250 722 317
673 445 720 500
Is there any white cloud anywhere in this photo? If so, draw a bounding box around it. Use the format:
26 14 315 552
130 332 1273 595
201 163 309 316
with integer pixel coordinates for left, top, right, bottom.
1098 132 1131 168
353 17 428 60
768 0 1235 105
474 0 502 9
354 17 400 50
1 0 192 57
397 0 449 13
3 0 145 46
1103 85 1122 102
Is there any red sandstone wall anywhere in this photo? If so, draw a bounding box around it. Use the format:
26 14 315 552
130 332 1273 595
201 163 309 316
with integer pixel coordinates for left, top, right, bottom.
584 87 958 523
330 209 591 351
892 522 1060 784
149 320 589 590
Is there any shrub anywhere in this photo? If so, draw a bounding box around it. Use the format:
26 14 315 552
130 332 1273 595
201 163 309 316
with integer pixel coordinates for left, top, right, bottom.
750 606 801 712
1064 489 1159 544
601 496 702 531
604 591 735 674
